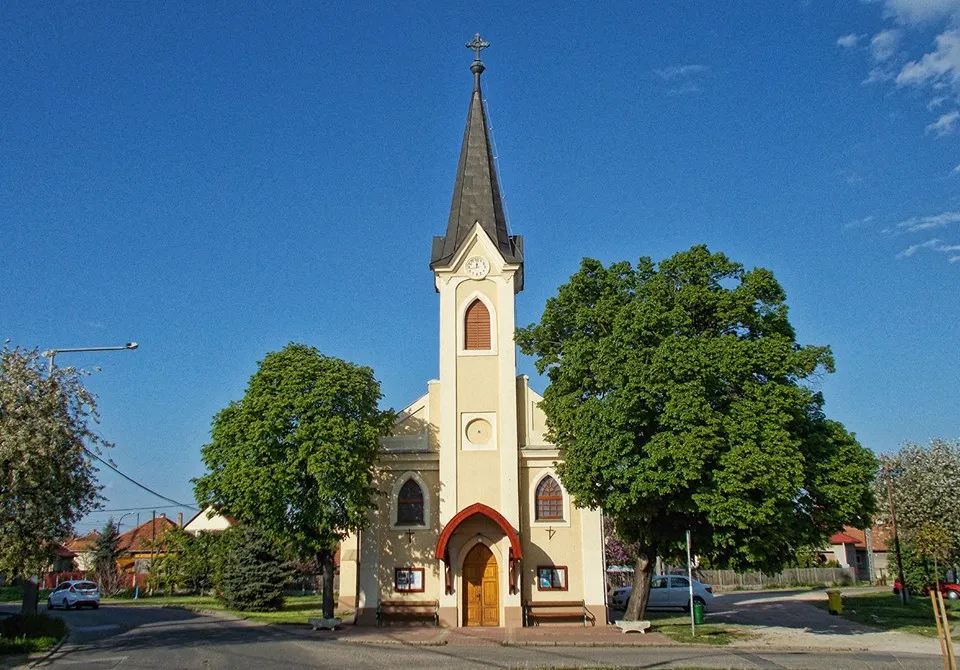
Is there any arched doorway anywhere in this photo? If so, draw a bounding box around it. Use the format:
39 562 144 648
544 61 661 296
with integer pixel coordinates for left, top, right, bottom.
462 543 499 626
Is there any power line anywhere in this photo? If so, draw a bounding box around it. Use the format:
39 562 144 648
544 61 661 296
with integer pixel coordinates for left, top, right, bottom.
84 504 192 513
82 446 198 511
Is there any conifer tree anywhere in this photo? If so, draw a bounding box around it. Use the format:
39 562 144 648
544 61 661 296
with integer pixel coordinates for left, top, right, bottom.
217 527 289 612
92 520 121 595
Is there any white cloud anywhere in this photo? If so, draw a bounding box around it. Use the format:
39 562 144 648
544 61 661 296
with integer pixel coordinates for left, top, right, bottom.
837 33 861 48
871 29 903 61
896 237 960 263
927 95 950 108
654 65 709 80
863 66 896 84
896 238 942 257
897 30 960 89
844 215 876 229
926 109 960 133
896 210 960 232
952 163 960 174
881 0 960 25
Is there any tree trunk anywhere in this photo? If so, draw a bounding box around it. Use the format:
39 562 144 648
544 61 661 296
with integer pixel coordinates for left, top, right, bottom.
318 549 335 620
21 577 39 615
624 543 657 622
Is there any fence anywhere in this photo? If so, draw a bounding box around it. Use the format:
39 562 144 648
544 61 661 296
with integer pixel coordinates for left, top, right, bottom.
605 566 858 591
698 567 857 591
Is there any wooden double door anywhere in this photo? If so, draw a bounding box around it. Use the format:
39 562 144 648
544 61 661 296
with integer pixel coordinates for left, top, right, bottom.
462 543 499 626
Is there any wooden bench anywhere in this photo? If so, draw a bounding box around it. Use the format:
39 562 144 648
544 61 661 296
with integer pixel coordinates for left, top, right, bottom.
523 600 596 627
376 599 439 627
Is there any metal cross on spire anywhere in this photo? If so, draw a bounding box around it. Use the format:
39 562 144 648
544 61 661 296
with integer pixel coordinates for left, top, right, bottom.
465 33 490 62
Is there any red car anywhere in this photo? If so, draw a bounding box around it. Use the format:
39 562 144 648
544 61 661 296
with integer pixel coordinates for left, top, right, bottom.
893 580 960 599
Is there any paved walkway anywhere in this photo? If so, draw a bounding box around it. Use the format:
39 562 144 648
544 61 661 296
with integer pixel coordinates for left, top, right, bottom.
711 587 943 655
310 622 675 646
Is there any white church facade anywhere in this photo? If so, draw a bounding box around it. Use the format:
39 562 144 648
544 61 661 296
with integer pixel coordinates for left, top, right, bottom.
337 40 607 628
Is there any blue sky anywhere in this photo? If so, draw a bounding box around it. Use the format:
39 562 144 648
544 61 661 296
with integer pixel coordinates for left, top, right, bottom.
2 1 958 533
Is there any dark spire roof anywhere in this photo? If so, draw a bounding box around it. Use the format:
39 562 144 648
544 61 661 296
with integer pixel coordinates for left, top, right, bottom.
431 37 523 284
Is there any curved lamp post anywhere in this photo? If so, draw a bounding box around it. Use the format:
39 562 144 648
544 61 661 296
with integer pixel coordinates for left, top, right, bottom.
43 342 139 373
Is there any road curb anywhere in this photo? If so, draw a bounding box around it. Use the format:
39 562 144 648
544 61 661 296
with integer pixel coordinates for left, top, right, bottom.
22 625 69 669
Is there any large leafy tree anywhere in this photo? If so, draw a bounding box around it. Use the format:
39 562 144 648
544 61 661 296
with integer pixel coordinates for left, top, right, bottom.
0 345 106 614
194 343 393 619
516 246 876 620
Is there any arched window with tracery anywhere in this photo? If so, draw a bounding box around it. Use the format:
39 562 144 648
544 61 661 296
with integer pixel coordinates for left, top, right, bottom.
535 476 564 521
464 299 491 350
396 478 425 526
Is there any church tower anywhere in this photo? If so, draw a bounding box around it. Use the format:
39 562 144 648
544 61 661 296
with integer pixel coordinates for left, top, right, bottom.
429 35 524 532
341 36 606 629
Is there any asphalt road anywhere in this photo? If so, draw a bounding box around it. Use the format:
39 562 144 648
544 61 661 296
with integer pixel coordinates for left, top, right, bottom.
1 601 943 669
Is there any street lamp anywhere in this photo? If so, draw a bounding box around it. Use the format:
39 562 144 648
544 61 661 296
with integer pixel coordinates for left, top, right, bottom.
43 343 139 373
116 512 136 534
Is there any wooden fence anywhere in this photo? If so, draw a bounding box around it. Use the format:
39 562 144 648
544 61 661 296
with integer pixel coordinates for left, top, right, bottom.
605 566 858 591
698 567 857 591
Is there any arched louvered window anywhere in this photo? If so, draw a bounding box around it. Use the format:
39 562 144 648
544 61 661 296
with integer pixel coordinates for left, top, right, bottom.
464 299 491 350
396 479 425 526
535 476 564 521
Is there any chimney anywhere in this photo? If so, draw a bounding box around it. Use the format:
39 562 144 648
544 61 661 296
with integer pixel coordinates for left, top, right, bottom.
177 512 183 527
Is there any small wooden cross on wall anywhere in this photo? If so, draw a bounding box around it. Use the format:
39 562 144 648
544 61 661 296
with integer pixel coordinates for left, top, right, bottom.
406 529 416 545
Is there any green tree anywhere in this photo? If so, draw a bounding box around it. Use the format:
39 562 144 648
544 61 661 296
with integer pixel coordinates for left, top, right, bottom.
877 439 960 566
218 527 289 611
92 520 122 595
516 247 877 620
0 345 106 614
194 343 393 619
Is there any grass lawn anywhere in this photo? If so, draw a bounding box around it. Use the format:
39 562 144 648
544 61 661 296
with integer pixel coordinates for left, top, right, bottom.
813 590 960 638
102 594 344 625
645 611 748 645
0 614 66 656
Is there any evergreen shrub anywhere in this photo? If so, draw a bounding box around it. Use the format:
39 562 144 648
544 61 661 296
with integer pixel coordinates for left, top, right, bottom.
217 528 289 612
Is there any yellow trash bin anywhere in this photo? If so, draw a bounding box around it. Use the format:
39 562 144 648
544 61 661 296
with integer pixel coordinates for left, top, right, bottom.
826 588 843 615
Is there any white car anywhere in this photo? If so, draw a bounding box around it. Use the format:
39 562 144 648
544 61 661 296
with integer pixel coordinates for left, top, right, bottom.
610 575 714 611
47 580 100 610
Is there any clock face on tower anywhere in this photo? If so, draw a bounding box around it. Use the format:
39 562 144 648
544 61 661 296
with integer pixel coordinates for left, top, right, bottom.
465 256 490 279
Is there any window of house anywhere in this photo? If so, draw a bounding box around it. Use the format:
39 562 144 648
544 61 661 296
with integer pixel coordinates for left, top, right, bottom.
464 299 491 350
396 478 425 526
535 476 564 521
394 567 425 592
537 566 568 591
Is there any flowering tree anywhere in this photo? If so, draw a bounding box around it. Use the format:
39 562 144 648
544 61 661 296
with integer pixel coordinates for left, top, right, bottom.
878 439 960 567
0 345 106 613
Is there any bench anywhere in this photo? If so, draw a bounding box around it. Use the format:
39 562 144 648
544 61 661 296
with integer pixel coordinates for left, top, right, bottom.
614 619 651 634
523 600 596 627
308 617 342 631
376 599 439 627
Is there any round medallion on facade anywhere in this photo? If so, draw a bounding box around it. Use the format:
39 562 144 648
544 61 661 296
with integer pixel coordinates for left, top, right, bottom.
465 256 490 279
465 418 493 445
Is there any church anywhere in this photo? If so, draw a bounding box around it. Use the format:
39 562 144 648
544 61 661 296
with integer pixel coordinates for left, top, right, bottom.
337 37 607 628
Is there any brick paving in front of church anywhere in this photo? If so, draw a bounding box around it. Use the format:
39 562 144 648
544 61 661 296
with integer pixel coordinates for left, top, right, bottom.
316 624 675 647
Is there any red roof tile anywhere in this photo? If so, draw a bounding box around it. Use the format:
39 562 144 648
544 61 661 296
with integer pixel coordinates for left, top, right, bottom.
117 516 178 552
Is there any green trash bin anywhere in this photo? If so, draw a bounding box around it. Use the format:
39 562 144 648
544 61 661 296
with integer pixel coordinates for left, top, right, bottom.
693 601 705 624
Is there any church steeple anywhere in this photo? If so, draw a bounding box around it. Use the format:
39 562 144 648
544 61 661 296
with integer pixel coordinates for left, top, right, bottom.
431 34 523 288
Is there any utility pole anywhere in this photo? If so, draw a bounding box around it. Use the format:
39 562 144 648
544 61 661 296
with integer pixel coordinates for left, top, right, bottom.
885 463 908 605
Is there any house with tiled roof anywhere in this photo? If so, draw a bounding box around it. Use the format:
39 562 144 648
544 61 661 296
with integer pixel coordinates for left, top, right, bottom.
824 524 891 582
117 515 179 578
64 529 100 571
183 506 237 535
